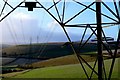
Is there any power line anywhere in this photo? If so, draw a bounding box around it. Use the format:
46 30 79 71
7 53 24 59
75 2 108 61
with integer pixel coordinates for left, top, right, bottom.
18 8 26 44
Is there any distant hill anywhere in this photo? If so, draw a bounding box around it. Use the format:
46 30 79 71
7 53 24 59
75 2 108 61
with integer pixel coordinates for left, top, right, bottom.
2 42 116 59
0 44 13 49
2 42 73 58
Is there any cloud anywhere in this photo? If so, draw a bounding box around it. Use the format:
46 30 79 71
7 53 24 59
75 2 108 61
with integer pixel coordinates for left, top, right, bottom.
14 13 29 19
0 9 95 45
13 12 34 20
0 10 96 45
0 12 67 44
47 20 63 33
47 20 58 28
1 12 40 44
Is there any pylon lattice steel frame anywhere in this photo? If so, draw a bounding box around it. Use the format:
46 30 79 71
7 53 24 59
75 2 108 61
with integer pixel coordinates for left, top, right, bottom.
0 0 120 80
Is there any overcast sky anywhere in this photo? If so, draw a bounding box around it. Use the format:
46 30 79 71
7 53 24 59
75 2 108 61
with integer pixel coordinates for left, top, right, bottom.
0 0 119 44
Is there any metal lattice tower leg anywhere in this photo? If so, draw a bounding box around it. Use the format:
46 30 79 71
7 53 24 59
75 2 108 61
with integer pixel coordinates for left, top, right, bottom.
96 1 103 80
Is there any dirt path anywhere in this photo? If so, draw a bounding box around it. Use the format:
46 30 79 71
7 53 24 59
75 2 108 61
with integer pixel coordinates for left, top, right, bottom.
1 69 32 78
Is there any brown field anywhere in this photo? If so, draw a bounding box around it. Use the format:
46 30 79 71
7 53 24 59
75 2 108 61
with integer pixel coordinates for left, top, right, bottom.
30 54 98 68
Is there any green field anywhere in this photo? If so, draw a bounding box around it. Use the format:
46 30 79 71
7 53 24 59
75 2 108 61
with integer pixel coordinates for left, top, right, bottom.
12 58 119 79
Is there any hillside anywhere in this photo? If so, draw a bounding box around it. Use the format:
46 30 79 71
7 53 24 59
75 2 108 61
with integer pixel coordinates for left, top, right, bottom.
1 41 116 67
2 42 73 59
0 44 13 49
12 58 119 78
1 54 119 78
2 42 116 59
30 54 97 68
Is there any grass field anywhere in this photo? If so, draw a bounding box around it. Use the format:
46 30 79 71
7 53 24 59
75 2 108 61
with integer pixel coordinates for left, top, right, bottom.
12 58 119 79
